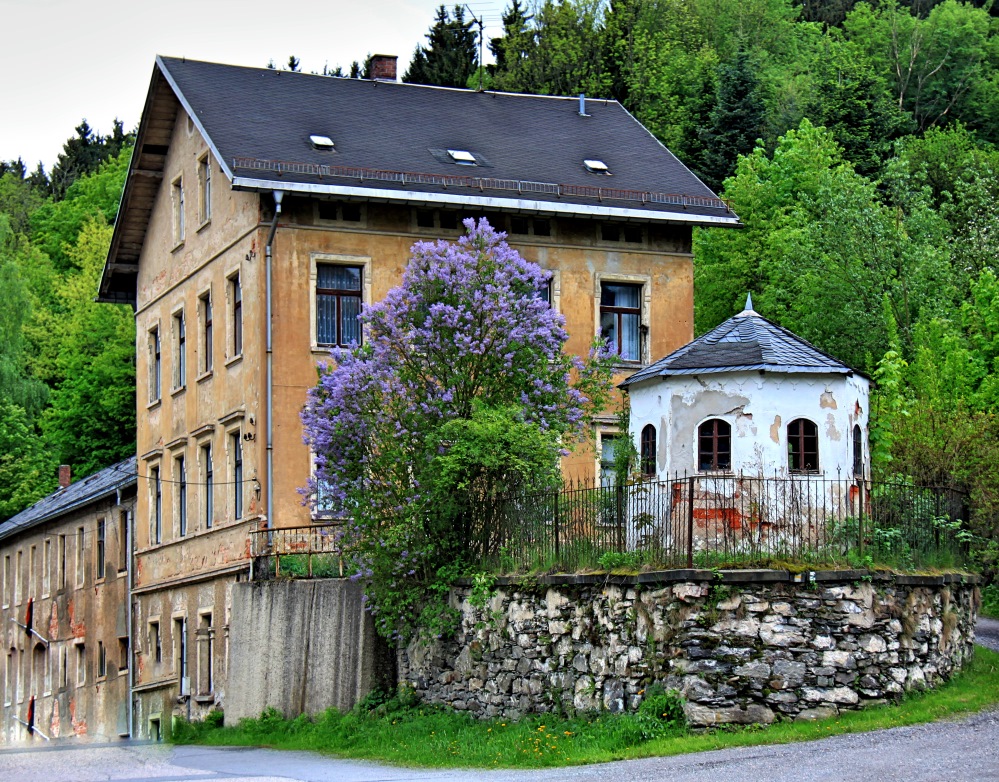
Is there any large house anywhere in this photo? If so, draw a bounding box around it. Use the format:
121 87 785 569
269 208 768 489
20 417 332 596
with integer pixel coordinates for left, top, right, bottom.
0 460 137 744
94 54 738 736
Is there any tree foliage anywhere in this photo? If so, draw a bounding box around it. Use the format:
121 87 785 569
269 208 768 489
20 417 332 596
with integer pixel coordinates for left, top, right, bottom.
302 220 612 639
403 4 479 87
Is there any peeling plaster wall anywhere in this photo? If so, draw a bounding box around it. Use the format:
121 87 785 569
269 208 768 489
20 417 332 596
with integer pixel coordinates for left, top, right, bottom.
0 490 135 745
628 370 870 478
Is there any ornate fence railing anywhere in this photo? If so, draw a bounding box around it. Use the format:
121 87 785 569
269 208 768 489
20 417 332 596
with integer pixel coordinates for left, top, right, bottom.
468 474 969 572
248 476 968 579
249 522 345 578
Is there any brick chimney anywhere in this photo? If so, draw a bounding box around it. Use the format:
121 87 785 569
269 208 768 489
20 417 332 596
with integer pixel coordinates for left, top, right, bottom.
370 54 397 82
58 464 71 489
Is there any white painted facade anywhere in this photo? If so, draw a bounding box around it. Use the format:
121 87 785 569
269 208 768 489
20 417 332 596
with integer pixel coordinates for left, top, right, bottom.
627 369 870 479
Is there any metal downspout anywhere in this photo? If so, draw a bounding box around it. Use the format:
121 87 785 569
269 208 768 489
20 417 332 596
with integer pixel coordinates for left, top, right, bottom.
265 191 284 544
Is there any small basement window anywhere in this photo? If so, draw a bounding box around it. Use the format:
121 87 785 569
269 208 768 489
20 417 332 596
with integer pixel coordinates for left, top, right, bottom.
447 149 476 165
310 135 335 151
584 159 610 174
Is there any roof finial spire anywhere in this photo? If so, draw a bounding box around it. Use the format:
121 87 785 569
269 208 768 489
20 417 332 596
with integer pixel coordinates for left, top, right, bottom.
745 292 753 312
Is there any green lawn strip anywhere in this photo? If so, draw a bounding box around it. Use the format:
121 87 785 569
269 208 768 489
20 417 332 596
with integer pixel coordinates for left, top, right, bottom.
174 646 999 769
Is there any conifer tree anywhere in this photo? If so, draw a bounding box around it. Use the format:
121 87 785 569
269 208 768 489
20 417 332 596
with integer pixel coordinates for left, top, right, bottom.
695 50 766 192
403 5 478 87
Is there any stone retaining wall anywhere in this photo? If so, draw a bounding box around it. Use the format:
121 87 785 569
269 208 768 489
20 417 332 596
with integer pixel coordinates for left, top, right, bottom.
399 570 979 725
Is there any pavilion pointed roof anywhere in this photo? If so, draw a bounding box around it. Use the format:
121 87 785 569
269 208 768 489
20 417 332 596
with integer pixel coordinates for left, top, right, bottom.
621 299 865 387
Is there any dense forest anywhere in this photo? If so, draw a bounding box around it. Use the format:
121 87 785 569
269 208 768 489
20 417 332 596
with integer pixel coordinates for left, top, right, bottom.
2 0 997 570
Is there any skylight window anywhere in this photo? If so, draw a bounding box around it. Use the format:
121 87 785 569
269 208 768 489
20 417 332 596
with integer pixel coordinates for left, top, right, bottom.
447 149 477 165
584 159 610 174
310 135 335 151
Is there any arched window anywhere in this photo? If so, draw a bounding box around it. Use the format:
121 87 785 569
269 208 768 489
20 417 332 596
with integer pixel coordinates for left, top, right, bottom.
698 419 731 471
788 418 819 473
853 425 863 476
640 424 656 477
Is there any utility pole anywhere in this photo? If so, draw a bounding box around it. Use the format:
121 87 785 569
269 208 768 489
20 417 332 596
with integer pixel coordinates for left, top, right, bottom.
465 5 485 91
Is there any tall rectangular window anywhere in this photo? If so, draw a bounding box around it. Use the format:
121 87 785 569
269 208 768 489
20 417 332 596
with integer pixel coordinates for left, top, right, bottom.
600 282 642 362
15 550 21 603
60 646 68 690
118 637 129 672
4 650 12 706
198 613 213 695
202 443 214 529
97 641 106 679
96 518 106 580
172 177 185 244
150 621 161 664
29 545 36 597
200 292 213 373
2 554 9 608
58 536 66 590
151 466 162 545
316 264 363 347
173 311 186 389
176 455 187 537
230 274 242 357
149 326 161 402
42 539 50 595
231 433 243 520
118 510 128 572
174 617 187 685
75 529 84 587
76 643 86 687
198 155 212 224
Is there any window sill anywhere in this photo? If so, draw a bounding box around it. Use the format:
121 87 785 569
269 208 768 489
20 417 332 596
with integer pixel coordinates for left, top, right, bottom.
224 354 243 369
147 398 162 411
194 694 215 704
196 370 213 384
96 577 106 586
171 240 185 253
196 218 211 233
171 385 186 397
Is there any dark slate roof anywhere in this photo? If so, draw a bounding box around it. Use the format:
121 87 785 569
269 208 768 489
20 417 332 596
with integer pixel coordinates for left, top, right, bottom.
160 56 737 223
621 301 863 387
100 56 739 305
0 457 136 543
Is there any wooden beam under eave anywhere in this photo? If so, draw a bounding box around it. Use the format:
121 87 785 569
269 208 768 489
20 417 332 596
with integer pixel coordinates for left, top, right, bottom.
131 169 164 180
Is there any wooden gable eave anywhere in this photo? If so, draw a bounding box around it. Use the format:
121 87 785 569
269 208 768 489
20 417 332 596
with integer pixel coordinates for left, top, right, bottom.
98 62 180 306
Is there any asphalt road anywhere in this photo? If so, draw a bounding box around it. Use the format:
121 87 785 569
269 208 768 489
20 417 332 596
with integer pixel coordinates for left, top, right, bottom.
3 619 998 782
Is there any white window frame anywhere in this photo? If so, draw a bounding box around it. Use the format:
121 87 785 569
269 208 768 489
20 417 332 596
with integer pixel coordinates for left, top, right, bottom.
197 153 212 227
594 272 652 366
148 323 162 404
172 175 185 246
197 287 214 378
172 307 186 392
226 269 243 363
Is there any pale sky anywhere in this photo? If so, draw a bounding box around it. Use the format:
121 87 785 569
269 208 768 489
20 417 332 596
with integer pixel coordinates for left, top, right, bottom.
0 0 501 171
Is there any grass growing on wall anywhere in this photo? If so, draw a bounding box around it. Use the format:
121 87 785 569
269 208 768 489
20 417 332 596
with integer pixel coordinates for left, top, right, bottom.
172 646 999 769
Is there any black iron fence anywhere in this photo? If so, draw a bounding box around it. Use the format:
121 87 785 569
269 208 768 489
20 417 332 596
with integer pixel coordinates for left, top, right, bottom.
467 474 969 572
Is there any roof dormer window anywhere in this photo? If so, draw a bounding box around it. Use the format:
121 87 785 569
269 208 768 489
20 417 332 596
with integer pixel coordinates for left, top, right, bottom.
310 135 335 151
584 159 610 174
447 149 476 165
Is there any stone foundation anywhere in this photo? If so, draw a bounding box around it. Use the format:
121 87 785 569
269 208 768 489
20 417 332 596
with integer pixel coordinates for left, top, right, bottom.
399 570 979 725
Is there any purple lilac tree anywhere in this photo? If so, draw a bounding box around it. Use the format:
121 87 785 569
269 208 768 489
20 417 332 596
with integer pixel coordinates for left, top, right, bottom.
301 219 612 640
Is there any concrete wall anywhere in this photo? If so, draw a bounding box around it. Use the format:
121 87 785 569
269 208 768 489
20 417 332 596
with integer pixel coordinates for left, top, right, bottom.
628 370 871 478
400 571 978 725
226 579 377 721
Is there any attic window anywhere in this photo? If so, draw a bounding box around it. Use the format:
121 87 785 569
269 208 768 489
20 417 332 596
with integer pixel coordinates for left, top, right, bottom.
584 159 610 174
447 149 476 165
310 135 335 151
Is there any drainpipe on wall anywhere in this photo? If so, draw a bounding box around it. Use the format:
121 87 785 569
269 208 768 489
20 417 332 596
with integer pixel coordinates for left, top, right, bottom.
264 191 285 544
125 503 135 738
